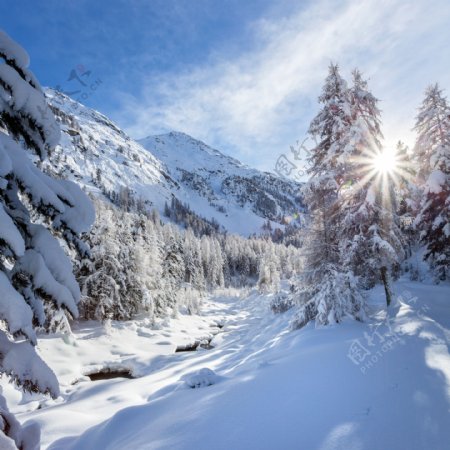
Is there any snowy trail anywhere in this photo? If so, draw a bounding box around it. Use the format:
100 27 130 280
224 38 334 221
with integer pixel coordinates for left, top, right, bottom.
5 280 450 450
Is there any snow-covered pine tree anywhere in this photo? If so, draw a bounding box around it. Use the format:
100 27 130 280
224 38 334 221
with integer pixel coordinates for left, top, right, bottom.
394 141 418 259
293 64 365 328
210 238 225 288
337 69 404 306
0 30 93 448
82 248 124 320
78 199 149 320
77 200 125 320
160 225 185 314
116 212 145 315
134 217 164 319
183 229 205 292
413 84 450 281
257 242 280 293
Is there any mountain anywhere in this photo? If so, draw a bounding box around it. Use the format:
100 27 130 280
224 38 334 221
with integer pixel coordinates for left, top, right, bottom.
139 132 304 235
44 89 303 236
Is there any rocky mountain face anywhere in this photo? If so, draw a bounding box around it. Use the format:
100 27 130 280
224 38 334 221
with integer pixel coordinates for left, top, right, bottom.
44 89 303 236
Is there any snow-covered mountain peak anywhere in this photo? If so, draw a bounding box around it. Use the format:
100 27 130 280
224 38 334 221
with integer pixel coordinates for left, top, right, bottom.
139 131 247 174
139 131 304 235
43 89 303 236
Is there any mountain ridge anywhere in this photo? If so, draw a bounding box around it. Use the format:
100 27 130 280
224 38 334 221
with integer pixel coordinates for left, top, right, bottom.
44 89 303 236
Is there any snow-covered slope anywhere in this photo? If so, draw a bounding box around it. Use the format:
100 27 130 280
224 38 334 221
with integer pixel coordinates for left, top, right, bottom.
6 279 450 449
139 132 303 235
44 89 174 213
44 89 303 236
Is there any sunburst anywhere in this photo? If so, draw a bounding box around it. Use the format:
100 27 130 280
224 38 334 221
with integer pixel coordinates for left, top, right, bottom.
372 149 398 175
340 144 414 214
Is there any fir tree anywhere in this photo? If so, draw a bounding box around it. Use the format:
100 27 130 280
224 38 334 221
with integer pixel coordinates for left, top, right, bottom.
337 69 404 306
0 31 93 448
413 84 450 281
394 141 418 259
293 64 365 327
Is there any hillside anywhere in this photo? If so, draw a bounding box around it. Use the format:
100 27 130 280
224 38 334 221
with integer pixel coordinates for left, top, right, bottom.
139 132 303 235
44 90 303 236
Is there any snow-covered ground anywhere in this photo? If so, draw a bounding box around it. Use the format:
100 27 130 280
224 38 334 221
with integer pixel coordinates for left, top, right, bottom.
3 280 450 450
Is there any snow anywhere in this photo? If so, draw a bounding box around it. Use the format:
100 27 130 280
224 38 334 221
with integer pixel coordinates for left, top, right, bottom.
0 30 30 70
2 279 449 449
0 391 40 450
29 225 81 305
0 133 94 246
181 368 221 389
0 64 59 153
0 203 25 257
0 145 12 177
0 332 59 398
15 250 78 318
44 88 173 214
425 169 445 194
139 132 302 236
55 179 96 234
0 272 35 340
0 134 65 212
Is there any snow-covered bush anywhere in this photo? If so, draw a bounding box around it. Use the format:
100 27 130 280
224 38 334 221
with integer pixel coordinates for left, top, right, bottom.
291 266 366 329
270 293 295 314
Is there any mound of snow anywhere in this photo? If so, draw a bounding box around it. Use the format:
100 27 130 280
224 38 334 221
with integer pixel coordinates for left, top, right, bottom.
181 368 221 389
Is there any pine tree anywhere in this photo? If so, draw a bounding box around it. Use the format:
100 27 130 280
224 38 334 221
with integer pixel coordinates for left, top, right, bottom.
293 64 365 328
413 84 450 281
394 141 418 259
78 199 149 320
134 218 163 318
257 242 280 293
160 227 185 313
77 200 126 320
0 31 93 447
337 69 404 306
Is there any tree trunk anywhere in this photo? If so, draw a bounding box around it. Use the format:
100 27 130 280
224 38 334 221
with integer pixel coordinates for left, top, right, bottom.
380 266 392 307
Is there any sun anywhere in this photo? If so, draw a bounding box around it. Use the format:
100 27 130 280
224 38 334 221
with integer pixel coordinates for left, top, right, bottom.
345 145 412 207
371 149 398 175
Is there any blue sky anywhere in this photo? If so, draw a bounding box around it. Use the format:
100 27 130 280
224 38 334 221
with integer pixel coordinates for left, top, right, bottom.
4 0 450 172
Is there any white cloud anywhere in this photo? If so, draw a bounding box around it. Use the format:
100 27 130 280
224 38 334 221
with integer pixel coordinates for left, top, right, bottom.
112 0 450 171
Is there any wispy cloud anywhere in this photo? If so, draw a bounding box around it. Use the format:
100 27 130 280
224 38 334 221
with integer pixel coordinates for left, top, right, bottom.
112 0 450 171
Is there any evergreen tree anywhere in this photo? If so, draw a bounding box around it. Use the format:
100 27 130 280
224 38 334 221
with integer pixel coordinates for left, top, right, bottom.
257 242 280 293
78 202 126 320
160 227 185 313
394 141 418 259
293 64 365 327
413 84 450 281
0 31 93 448
337 69 404 305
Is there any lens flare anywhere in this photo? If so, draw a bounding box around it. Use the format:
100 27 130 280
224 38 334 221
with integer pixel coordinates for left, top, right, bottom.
372 149 398 175
344 144 414 216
